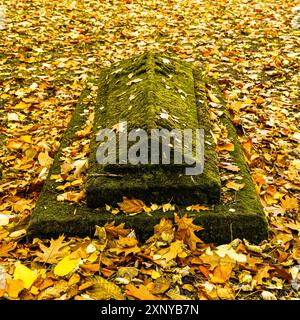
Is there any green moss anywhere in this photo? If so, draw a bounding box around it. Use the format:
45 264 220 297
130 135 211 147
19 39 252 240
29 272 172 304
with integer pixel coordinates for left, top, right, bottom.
28 54 267 245
86 53 221 207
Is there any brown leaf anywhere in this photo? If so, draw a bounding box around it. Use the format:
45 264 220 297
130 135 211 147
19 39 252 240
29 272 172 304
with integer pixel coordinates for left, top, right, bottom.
253 265 274 284
35 235 70 264
118 198 145 214
0 241 17 257
104 221 131 238
174 214 203 250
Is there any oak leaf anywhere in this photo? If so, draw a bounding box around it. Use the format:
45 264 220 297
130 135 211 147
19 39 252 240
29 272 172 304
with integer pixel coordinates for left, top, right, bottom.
35 235 70 264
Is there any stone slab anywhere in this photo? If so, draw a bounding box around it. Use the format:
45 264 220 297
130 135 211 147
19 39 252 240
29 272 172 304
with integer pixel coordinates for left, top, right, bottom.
87 54 221 207
28 57 268 244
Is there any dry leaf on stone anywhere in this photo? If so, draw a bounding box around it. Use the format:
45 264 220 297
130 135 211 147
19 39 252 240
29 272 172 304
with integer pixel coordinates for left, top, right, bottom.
118 198 145 214
174 214 203 250
226 181 245 191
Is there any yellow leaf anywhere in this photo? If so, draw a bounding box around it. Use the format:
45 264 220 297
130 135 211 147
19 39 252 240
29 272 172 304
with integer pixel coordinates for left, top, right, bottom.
156 240 188 262
38 152 53 167
15 101 29 109
54 255 81 277
87 276 125 300
19 135 32 143
151 270 161 280
217 284 235 299
281 196 298 211
13 261 38 289
162 203 175 212
226 181 245 191
186 205 209 212
208 91 220 103
118 198 145 214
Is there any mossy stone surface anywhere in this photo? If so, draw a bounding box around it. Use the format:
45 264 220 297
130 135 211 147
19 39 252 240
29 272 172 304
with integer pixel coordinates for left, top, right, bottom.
28 54 268 244
87 53 221 207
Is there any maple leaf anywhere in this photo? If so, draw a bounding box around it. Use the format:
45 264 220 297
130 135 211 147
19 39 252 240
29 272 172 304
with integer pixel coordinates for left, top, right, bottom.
147 217 174 243
104 221 131 238
109 236 141 256
118 198 145 214
281 196 298 212
35 235 70 264
174 214 203 250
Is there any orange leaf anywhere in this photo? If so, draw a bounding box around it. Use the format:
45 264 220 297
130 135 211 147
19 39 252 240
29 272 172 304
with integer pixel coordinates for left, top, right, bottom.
253 265 274 284
216 143 235 152
80 264 100 272
211 262 233 284
118 198 145 214
125 284 159 300
6 279 24 299
241 138 253 158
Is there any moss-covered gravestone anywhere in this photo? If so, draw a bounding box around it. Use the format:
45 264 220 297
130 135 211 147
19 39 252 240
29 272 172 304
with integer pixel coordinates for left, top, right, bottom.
87 54 220 207
28 53 268 244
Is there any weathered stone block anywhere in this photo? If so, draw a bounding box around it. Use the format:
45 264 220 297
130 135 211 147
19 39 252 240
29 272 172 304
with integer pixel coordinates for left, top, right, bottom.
28 54 268 244
86 54 221 207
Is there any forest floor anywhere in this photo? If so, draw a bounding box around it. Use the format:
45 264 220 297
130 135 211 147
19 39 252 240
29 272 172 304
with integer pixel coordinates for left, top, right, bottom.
0 0 299 300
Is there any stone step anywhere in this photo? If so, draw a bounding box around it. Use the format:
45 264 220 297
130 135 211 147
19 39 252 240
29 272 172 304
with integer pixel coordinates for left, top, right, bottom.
28 54 268 244
86 54 221 207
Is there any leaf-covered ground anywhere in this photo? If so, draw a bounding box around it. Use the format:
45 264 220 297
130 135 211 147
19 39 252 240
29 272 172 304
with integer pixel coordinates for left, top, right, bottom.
0 0 299 300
